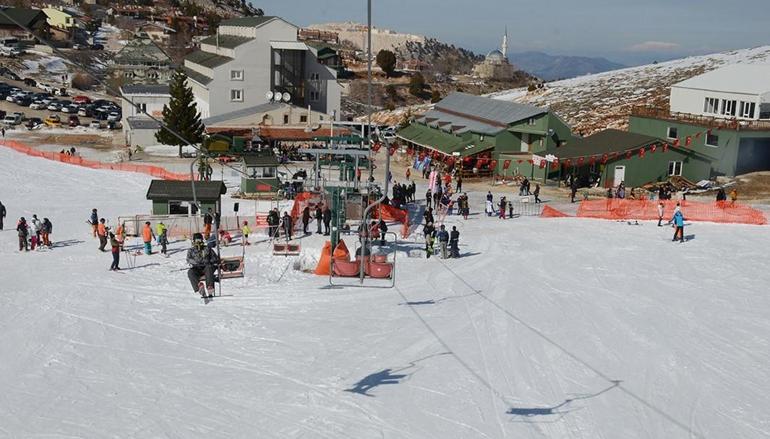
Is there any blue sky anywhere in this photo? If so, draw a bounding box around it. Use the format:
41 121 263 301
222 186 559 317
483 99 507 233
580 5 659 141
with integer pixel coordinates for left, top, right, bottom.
254 0 770 65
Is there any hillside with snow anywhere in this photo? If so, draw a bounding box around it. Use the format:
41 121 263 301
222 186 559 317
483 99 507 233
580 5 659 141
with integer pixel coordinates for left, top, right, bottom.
1 144 769 437
490 46 770 135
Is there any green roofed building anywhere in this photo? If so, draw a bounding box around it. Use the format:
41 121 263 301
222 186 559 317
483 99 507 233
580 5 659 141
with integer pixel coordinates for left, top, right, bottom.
553 129 711 188
241 151 280 195
397 92 572 178
110 33 173 84
146 180 226 215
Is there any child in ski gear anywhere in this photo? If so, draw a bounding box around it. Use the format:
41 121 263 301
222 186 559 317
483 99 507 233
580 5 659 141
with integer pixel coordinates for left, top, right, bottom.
657 202 665 227
219 229 232 246
498 197 507 219
97 218 108 252
449 226 460 258
672 210 685 242
729 189 738 206
115 222 125 246
485 198 494 216
109 233 121 270
28 216 39 250
17 217 29 251
187 233 219 298
508 200 514 219
437 225 449 259
157 223 168 255
90 209 98 237
242 221 251 245
142 221 154 255
533 184 541 204
423 222 436 258
31 215 42 246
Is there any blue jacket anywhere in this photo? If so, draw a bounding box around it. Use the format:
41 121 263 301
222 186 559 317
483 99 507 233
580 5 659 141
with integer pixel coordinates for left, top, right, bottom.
437 230 449 242
672 211 684 227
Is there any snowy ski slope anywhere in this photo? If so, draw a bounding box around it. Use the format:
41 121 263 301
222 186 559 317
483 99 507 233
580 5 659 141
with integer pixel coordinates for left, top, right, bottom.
0 146 769 438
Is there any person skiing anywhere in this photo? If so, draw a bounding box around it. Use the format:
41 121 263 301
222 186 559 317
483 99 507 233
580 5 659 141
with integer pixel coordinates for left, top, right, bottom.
115 222 126 247
533 184 542 204
302 206 311 234
203 209 213 240
17 217 29 252
41 218 52 247
437 224 449 259
281 212 293 240
672 210 685 242
323 205 332 236
657 202 665 227
109 232 121 271
423 222 436 258
449 226 460 258
97 218 108 252
0 200 6 230
157 222 168 255
241 220 251 246
141 221 154 255
186 233 219 298
315 205 323 234
89 208 98 237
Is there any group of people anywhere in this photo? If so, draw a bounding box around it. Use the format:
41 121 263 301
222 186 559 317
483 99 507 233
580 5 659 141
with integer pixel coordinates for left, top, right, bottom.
16 214 53 251
390 181 416 208
422 222 460 259
300 204 333 236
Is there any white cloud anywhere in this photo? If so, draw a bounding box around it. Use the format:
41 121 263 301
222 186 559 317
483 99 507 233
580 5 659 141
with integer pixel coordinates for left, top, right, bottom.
626 41 681 52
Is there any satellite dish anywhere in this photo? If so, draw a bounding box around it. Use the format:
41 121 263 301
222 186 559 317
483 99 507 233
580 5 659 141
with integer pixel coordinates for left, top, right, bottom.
273 92 283 102
282 93 291 103
265 91 274 101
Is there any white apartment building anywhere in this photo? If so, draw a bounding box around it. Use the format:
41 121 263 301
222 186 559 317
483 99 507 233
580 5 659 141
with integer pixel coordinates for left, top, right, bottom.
121 84 170 147
183 16 341 121
670 64 770 121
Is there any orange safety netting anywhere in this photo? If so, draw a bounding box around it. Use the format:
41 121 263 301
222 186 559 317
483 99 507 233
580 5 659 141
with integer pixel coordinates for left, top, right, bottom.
314 240 351 275
541 205 570 218
371 203 410 238
577 199 767 225
1 140 190 181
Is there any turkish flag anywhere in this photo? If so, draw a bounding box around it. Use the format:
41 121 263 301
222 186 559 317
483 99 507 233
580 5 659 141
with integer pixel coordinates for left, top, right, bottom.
625 151 632 159
490 160 498 169
639 147 645 158
673 138 680 147
503 159 511 170
577 157 584 166
663 143 669 153
589 156 596 166
651 144 657 153
685 136 692 147
601 153 608 164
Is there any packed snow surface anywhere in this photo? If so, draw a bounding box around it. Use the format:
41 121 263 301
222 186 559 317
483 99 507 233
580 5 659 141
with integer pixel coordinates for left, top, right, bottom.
0 146 768 438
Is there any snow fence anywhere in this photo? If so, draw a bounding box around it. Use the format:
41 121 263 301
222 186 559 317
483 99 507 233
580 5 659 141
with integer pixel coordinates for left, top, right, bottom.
1 140 190 181
577 199 767 225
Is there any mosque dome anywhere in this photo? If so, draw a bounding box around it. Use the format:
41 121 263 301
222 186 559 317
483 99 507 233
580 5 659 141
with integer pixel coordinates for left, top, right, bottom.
485 49 506 64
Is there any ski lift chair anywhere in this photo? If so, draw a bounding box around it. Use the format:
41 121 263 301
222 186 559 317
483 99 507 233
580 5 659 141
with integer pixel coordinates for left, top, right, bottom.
329 232 397 288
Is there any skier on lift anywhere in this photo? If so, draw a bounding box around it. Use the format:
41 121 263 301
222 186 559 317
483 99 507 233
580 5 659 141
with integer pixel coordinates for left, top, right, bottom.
187 233 219 298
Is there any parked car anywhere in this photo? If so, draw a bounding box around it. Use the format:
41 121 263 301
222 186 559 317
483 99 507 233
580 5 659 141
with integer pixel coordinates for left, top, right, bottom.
77 105 92 117
47 101 62 112
89 120 102 129
44 114 61 127
107 111 121 122
25 117 42 130
23 78 36 87
73 95 91 105
29 100 45 110
90 43 104 50
40 96 55 106
15 96 32 106
53 88 68 97
38 82 52 93
0 46 21 57
5 93 17 102
72 43 87 50
68 115 80 127
2 112 24 125
61 104 78 114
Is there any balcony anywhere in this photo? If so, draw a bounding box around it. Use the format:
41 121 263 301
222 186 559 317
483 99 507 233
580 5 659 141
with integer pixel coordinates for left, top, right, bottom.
631 106 770 131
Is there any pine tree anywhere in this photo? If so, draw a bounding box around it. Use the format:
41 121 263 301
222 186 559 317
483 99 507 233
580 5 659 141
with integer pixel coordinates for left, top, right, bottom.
155 70 204 157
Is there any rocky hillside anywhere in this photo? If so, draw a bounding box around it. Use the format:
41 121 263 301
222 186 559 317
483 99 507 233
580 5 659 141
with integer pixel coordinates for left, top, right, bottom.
396 38 483 75
490 46 770 135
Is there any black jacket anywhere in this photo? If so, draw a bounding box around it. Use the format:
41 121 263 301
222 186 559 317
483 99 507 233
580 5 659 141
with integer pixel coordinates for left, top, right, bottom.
450 230 460 242
323 208 332 223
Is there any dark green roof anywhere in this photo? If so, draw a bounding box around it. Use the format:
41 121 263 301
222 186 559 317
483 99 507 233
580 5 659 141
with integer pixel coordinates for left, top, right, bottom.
397 122 495 157
200 34 253 49
554 129 660 159
146 180 226 201
182 66 212 85
0 7 47 28
220 16 277 27
185 50 233 68
114 36 171 65
244 152 279 167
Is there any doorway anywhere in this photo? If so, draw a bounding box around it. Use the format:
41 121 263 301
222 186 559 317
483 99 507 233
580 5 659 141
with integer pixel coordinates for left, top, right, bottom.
613 166 626 187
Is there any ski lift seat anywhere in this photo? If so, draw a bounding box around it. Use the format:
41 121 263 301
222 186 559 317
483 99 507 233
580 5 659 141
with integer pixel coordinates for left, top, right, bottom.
273 242 301 256
333 260 361 277
367 262 393 279
219 256 245 279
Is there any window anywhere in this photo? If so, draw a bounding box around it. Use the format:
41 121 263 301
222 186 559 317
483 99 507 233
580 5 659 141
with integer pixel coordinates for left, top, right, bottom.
248 166 276 178
667 126 678 139
721 99 736 116
706 132 719 147
300 115 307 123
283 114 289 124
527 117 536 126
309 91 320 102
230 89 243 102
703 97 719 114
309 72 320 81
136 103 147 114
739 101 756 119
668 161 683 176
230 70 243 81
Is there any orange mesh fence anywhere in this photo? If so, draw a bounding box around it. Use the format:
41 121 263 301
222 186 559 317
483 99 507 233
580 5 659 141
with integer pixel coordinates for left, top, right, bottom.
577 199 767 225
541 205 570 218
2 140 190 181
371 204 410 238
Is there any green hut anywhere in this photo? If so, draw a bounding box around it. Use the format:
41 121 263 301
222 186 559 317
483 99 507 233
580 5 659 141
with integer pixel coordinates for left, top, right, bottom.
146 180 227 215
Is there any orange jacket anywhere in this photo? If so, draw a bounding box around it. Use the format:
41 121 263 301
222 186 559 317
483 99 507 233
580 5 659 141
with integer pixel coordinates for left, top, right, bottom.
97 223 106 236
142 225 152 242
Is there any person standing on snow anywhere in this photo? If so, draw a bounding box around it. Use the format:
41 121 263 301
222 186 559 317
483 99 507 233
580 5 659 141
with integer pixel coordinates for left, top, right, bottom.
657 202 665 227
31 215 42 245
89 208 99 237
0 200 6 230
426 189 432 209
498 197 507 219
533 184 542 204
449 226 460 258
97 218 108 252
41 218 52 247
672 210 685 242
315 205 323 234
302 206 311 234
17 217 29 252
28 216 39 250
157 223 169 255
423 222 436 259
323 205 332 236
109 232 121 271
437 224 449 259
142 221 155 255
186 233 219 298
281 212 293 240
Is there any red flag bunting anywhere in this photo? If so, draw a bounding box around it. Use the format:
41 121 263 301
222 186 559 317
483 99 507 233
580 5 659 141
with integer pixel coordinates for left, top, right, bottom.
685 136 692 147
663 143 669 153
651 144 657 153
503 159 511 170
639 147 645 158
625 151 632 159
673 138 680 147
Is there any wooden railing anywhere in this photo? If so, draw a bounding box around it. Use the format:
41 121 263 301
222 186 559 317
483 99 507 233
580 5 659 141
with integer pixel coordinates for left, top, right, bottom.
631 106 770 131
